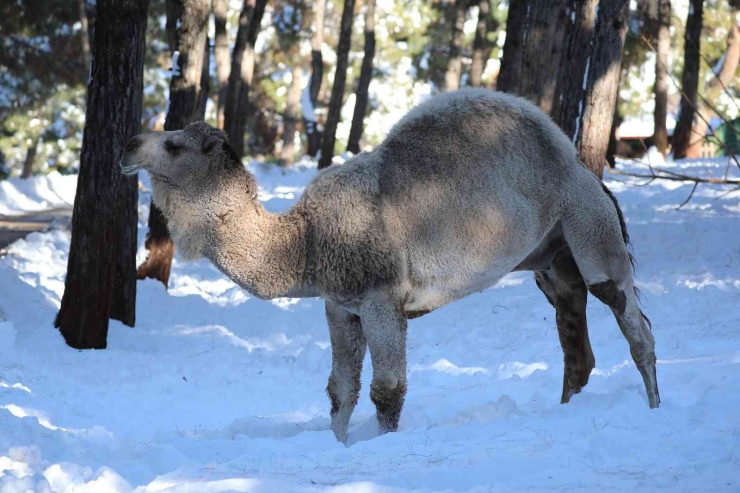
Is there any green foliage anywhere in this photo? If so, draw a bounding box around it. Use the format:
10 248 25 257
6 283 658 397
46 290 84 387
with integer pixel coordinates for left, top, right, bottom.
618 0 739 120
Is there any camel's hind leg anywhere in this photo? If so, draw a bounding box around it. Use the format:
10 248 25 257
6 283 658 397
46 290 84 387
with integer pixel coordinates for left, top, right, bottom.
561 186 660 408
535 247 595 404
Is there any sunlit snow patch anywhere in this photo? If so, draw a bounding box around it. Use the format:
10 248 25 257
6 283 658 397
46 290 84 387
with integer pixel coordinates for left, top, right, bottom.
411 358 490 376
496 361 548 379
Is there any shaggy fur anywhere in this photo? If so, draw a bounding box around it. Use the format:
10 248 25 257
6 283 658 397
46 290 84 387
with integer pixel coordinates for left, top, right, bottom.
121 88 660 443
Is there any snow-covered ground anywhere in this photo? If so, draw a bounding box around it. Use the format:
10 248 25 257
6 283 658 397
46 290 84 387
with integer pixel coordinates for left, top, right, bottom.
0 172 76 216
1 156 739 492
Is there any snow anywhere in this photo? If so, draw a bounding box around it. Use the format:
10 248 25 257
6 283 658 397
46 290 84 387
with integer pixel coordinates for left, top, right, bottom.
171 51 181 78
0 172 76 215
1 157 740 492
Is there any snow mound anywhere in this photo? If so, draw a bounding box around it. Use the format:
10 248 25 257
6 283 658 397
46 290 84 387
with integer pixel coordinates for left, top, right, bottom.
0 172 77 215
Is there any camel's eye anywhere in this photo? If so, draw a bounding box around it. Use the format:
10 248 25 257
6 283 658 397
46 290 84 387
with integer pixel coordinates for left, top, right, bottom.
165 140 184 155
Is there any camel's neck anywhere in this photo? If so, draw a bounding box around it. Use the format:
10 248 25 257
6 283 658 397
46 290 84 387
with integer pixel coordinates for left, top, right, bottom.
202 174 310 300
157 168 311 300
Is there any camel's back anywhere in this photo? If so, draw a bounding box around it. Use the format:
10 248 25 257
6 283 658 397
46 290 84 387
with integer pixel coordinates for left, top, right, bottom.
376 89 579 193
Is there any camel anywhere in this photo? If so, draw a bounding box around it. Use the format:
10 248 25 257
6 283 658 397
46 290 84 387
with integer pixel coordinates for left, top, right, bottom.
121 89 660 443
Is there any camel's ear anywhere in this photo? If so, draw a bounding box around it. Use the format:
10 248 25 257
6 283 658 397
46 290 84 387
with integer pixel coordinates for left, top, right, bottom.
201 136 221 155
221 141 242 169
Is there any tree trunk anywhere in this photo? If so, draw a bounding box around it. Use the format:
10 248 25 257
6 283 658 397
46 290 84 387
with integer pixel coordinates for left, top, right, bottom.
77 0 91 81
318 0 355 169
653 0 671 157
281 65 302 164
213 0 230 128
672 0 704 159
607 101 623 166
347 0 375 154
558 0 629 178
54 0 147 349
223 0 267 157
495 0 526 94
198 33 211 118
497 0 570 115
223 0 255 147
470 0 496 88
556 0 597 140
687 13 740 158
304 0 326 157
444 0 467 91
21 136 39 179
137 0 210 288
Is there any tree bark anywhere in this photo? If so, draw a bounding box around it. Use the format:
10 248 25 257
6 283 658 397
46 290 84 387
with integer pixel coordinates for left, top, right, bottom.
281 65 302 164
653 0 671 157
497 0 570 115
223 0 256 148
21 136 39 179
54 0 147 349
444 0 467 91
558 0 629 178
318 0 355 169
495 0 527 94
198 33 211 118
556 0 597 140
672 0 704 159
304 0 326 157
138 0 210 288
213 0 230 128
77 0 91 81
470 0 496 88
223 0 267 157
687 11 740 158
347 0 375 154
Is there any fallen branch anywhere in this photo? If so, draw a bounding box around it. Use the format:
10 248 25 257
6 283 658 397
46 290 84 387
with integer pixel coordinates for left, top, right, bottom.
609 167 740 185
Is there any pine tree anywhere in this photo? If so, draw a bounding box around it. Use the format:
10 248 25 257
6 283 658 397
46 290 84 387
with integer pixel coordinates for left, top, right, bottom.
304 0 326 157
54 0 149 349
498 0 570 115
347 0 376 154
653 0 671 157
558 0 630 177
444 0 467 91
686 2 740 158
223 0 268 157
281 65 303 164
672 0 705 159
213 0 230 128
470 0 497 88
318 0 356 169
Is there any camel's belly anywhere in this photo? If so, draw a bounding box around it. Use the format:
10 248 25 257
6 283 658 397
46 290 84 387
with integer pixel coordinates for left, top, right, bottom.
402 268 510 317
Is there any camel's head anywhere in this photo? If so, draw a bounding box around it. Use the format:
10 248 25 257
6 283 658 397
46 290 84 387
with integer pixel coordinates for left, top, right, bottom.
121 121 251 261
120 121 243 193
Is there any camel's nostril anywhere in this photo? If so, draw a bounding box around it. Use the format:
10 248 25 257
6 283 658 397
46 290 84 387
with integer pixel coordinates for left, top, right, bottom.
124 135 143 154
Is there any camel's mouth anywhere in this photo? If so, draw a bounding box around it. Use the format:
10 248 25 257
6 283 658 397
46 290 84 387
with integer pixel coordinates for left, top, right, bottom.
119 154 145 176
120 164 140 176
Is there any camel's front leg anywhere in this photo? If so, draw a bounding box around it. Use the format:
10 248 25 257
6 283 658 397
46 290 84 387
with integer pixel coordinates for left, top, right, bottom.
360 297 407 435
325 300 367 443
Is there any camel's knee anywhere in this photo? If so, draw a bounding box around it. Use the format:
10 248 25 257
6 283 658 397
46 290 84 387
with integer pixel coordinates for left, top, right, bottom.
327 371 360 413
588 279 627 315
370 377 407 433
